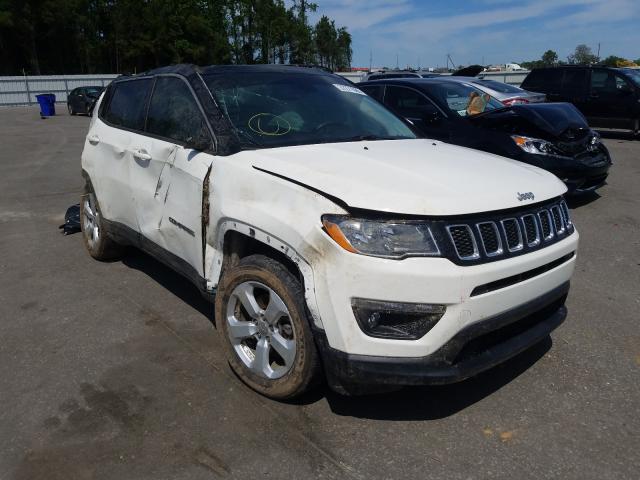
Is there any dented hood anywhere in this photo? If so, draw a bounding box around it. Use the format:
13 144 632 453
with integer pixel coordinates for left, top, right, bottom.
471 102 589 139
249 139 567 216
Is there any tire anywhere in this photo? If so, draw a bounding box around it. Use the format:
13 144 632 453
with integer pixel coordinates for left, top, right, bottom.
80 182 123 260
67 103 76 116
215 254 321 399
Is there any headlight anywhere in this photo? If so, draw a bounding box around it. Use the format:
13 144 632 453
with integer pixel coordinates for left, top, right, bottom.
511 135 559 155
587 132 601 152
322 215 440 258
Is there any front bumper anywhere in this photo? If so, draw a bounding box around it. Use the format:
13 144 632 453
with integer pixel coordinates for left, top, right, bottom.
523 148 612 194
317 281 569 388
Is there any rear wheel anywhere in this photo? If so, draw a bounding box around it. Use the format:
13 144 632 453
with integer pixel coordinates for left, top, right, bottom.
215 255 320 399
80 183 123 260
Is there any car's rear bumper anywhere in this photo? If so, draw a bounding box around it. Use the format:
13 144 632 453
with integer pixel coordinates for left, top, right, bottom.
316 281 568 389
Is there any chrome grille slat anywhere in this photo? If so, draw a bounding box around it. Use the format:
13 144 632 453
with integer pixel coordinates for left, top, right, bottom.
447 225 479 260
501 218 523 252
538 210 554 241
550 206 565 234
521 214 541 247
476 222 503 257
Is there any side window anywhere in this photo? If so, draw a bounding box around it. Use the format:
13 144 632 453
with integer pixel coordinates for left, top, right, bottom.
525 69 562 90
561 69 587 91
146 77 210 145
384 86 438 117
102 79 152 131
360 85 384 102
590 71 630 93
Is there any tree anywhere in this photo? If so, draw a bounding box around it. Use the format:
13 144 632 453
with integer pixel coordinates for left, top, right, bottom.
541 49 558 66
0 0 351 74
567 44 598 65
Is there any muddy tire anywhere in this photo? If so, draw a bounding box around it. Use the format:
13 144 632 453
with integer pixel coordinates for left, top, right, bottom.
215 255 321 399
80 182 123 260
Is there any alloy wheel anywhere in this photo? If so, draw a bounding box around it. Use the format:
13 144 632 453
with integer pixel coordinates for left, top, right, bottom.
225 281 296 379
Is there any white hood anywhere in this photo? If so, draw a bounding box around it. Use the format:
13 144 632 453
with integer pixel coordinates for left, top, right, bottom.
248 139 567 216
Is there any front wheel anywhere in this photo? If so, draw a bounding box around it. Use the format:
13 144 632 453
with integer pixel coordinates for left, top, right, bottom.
215 255 320 399
80 183 123 260
67 103 75 116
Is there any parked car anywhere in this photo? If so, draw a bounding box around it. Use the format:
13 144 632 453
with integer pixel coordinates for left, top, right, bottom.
363 70 441 81
453 77 546 105
81 64 578 399
360 78 611 193
521 66 640 134
67 86 104 115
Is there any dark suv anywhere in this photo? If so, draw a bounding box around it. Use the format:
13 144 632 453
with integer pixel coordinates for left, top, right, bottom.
521 66 640 134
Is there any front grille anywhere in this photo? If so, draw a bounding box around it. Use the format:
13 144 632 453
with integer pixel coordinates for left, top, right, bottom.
447 225 478 259
439 198 574 265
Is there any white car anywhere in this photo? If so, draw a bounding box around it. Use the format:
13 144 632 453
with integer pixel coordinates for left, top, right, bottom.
81 64 578 399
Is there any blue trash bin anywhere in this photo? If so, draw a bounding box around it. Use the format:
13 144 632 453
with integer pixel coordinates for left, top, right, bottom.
35 94 56 117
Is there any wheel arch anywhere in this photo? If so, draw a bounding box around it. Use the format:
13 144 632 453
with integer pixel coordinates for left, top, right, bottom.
206 222 323 330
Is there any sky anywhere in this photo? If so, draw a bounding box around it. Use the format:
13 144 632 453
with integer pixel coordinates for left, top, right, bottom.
310 0 640 69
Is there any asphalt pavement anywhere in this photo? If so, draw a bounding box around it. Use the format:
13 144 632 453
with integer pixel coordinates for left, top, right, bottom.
0 106 638 480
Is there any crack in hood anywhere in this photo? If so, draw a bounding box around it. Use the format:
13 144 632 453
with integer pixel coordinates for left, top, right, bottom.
245 139 567 216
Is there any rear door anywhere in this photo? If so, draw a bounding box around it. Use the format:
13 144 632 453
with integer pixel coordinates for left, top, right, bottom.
89 78 152 230
557 68 589 112
584 69 637 129
132 75 214 278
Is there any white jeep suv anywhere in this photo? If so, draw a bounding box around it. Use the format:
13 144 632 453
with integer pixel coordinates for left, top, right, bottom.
81 64 578 398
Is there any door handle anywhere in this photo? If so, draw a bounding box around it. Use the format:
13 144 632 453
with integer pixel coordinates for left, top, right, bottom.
87 134 100 145
132 149 152 161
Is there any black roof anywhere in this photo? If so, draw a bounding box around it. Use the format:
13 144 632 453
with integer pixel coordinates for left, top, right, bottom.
115 63 335 81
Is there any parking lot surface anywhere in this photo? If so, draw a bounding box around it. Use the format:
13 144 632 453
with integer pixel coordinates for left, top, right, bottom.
0 106 638 480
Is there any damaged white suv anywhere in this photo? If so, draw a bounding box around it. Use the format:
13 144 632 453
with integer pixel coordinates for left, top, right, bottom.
81 65 578 398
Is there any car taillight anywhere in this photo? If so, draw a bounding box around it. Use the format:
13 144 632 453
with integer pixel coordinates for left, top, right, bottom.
502 97 530 105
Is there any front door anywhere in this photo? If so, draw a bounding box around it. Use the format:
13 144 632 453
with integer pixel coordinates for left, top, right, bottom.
130 75 214 278
383 85 450 140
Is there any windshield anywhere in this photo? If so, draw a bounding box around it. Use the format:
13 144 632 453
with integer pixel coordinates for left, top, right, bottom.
474 80 522 94
428 82 505 117
85 87 103 95
203 72 415 148
622 69 640 87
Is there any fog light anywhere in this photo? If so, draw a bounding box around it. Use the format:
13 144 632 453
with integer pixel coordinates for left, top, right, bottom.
351 298 446 340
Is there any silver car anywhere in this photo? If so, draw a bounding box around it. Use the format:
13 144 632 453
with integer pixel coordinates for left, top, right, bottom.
440 76 546 105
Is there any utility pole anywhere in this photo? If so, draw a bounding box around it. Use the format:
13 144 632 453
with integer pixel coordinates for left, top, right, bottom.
396 53 399 69
369 50 372 71
596 42 601 61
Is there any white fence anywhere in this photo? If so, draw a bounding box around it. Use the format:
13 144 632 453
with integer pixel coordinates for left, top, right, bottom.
0 70 529 106
0 74 119 106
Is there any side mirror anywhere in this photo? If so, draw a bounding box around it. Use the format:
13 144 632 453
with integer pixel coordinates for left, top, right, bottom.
422 111 443 124
618 85 633 95
186 129 212 152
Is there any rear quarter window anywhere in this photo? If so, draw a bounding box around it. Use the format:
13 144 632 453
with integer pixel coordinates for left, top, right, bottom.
522 69 562 91
102 78 152 131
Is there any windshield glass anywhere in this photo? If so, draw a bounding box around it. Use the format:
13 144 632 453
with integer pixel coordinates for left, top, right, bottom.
428 82 505 117
85 87 103 95
622 69 640 87
203 72 415 148
474 80 522 94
